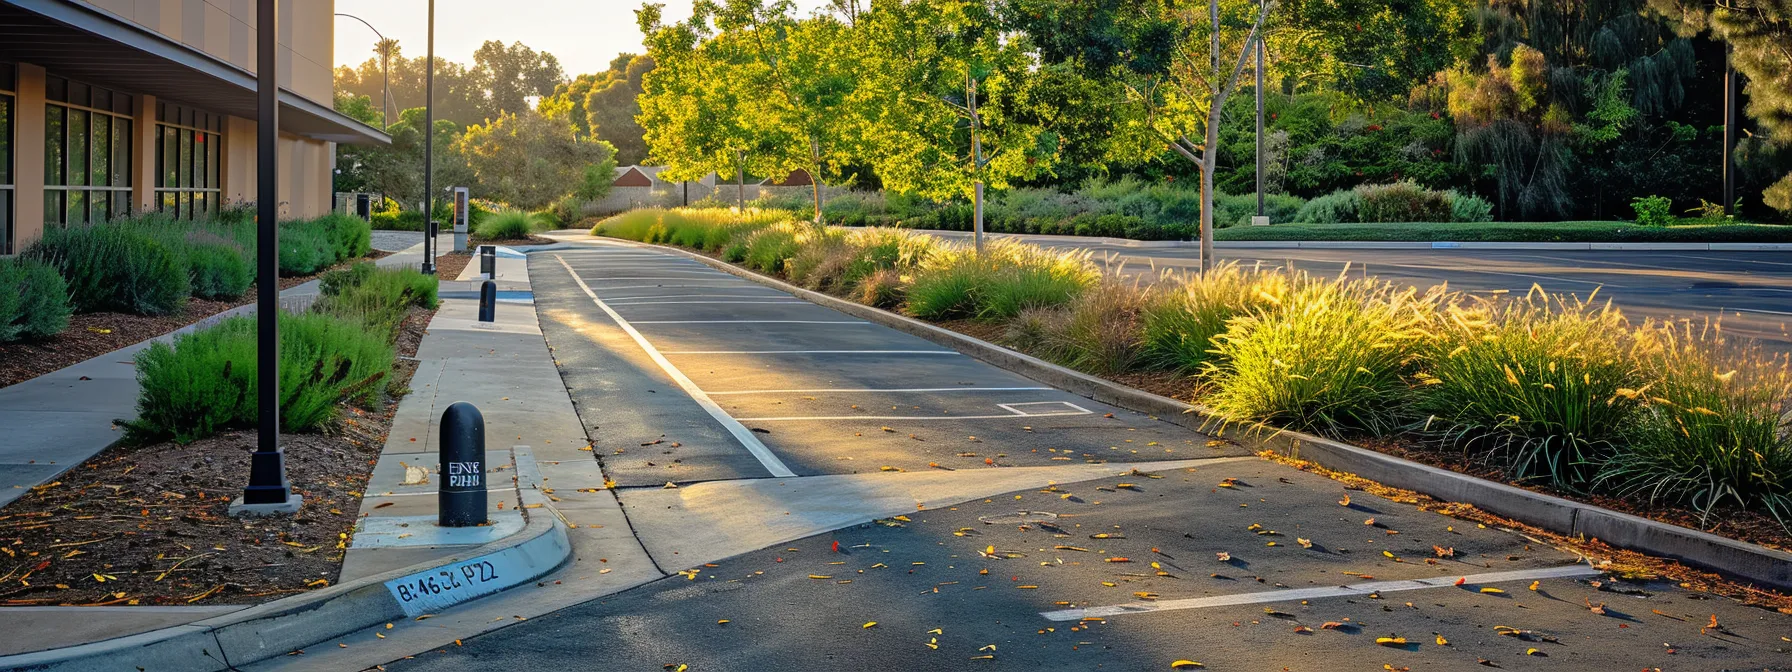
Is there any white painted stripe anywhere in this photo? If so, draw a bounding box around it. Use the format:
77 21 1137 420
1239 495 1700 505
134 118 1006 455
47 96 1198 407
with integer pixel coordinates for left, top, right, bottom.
631 320 870 325
579 276 741 281
709 386 1051 395
661 349 959 355
591 284 758 291
739 410 1092 422
1039 564 1601 622
608 300 811 306
601 292 789 301
1728 307 1792 317
556 255 796 478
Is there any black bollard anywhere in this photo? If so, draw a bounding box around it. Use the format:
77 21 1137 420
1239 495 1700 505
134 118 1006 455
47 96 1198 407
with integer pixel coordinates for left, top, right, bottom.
479 245 495 277
438 402 487 527
478 280 497 322
422 220 440 276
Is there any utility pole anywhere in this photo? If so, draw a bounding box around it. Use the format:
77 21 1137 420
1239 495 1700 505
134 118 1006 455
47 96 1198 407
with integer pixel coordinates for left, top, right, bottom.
233 0 298 517
736 150 745 211
421 0 436 274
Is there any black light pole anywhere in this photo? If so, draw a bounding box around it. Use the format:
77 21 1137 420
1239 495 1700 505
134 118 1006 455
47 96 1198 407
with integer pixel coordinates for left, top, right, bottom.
1254 0 1266 217
334 13 391 126
421 0 437 275
236 0 297 516
1723 43 1738 217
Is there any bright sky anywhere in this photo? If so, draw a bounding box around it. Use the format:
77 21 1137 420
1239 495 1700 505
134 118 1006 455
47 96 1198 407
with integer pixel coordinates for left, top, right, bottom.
332 0 835 76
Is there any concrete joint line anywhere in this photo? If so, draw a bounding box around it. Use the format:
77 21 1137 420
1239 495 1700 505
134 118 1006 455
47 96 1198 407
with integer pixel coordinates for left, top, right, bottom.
611 239 1792 592
553 254 797 478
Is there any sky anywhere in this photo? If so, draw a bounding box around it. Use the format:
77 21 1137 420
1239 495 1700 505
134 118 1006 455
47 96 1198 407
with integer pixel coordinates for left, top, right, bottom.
332 0 835 76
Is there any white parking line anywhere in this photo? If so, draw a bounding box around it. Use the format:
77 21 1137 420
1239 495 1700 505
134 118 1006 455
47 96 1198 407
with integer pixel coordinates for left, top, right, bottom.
579 276 740 281
607 300 812 306
601 292 789 301
660 350 960 355
590 284 758 291
1039 564 1602 622
740 401 1093 422
555 255 796 478
630 320 871 325
708 386 1051 395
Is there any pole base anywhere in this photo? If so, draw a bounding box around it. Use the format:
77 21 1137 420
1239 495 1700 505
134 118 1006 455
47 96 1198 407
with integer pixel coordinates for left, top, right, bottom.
1250 216 1271 227
228 494 303 517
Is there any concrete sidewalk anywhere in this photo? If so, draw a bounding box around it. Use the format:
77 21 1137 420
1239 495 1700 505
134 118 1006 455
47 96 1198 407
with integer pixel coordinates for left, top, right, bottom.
0 246 602 668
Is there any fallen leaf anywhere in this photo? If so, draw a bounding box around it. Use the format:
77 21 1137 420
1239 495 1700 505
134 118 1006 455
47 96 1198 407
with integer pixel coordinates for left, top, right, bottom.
1170 661 1204 669
863 621 878 629
1480 587 1505 594
1375 637 1408 647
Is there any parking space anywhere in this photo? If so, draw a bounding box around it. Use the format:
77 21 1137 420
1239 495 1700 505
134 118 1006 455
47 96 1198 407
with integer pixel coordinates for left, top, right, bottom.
531 245 1249 487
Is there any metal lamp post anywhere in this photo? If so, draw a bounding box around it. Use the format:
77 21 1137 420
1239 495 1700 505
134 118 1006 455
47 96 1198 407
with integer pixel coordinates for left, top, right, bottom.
421 0 437 275
233 0 299 516
334 13 392 127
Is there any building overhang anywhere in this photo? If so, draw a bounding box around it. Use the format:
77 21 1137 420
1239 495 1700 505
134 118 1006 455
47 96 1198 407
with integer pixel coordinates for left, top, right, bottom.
0 0 389 146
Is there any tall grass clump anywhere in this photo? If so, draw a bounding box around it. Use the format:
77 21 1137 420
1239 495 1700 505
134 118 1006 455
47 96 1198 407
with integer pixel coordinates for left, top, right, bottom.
124 312 395 443
0 257 73 342
904 246 988 320
976 241 1100 320
24 225 190 315
1596 321 1792 526
1141 262 1288 372
1418 290 1640 488
316 263 440 340
1040 279 1150 375
741 222 809 274
1203 269 1443 436
476 209 544 240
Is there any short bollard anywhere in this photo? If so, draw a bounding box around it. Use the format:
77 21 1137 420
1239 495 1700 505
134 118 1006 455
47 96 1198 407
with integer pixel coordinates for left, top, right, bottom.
478 280 497 323
479 245 496 277
439 402 487 527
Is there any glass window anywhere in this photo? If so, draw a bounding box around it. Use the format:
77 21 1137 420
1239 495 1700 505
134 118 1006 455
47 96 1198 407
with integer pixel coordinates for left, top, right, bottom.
154 101 223 219
43 75 132 227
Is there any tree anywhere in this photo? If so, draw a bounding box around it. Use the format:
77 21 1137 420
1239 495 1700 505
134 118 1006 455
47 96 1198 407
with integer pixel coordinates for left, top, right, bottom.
856 0 1059 248
456 108 617 209
638 2 764 209
586 55 656 165
705 0 863 223
1649 0 1792 214
472 40 567 122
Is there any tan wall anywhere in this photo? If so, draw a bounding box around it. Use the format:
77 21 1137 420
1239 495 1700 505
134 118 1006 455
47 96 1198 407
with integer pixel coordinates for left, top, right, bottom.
11 64 46 251
79 0 335 105
218 115 333 219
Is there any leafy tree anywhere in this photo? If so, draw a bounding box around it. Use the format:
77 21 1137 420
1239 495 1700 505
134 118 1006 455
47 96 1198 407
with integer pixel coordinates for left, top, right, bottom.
703 0 862 223
456 108 617 209
1649 0 1792 214
587 55 656 166
638 2 765 208
471 40 567 122
855 0 1059 246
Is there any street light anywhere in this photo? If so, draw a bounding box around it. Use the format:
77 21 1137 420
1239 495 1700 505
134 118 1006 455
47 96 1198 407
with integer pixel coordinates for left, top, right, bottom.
421 0 437 275
334 13 393 127
233 0 298 517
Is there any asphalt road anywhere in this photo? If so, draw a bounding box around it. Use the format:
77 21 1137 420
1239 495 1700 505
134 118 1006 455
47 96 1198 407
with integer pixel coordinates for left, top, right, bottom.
930 231 1792 349
373 240 1792 671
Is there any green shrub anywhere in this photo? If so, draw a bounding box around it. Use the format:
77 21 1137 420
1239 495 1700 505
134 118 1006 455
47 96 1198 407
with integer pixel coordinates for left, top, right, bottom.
1418 292 1640 489
976 241 1100 320
124 312 396 443
277 221 333 275
1631 195 1675 227
905 247 989 320
182 235 253 300
742 224 804 274
1293 189 1362 224
476 209 543 240
0 257 73 342
1142 263 1284 372
25 225 190 316
856 269 906 309
1596 322 1792 526
1449 192 1495 223
316 263 439 339
1355 181 1454 223
1203 274 1443 436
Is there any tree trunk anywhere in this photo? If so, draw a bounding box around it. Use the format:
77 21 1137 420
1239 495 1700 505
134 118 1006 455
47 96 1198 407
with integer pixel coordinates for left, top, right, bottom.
736 150 746 211
811 138 825 225
1199 161 1215 273
969 75 984 254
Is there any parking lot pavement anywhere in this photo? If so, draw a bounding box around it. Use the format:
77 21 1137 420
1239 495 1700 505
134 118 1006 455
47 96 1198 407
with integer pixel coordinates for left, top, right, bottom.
530 246 1247 488
384 456 1792 671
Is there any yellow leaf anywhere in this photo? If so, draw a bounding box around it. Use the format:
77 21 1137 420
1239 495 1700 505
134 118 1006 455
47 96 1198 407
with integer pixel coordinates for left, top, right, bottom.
718 619 730 625
1435 634 1448 646
809 575 834 580
1525 648 1544 656
1375 637 1407 647
863 621 878 629
1528 581 1540 591
1170 661 1204 669
1479 587 1505 594
1297 538 1313 549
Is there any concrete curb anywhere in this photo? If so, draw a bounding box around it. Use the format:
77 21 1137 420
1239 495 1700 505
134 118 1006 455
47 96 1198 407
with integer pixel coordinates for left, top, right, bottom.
608 239 1792 593
910 230 1792 251
0 449 572 672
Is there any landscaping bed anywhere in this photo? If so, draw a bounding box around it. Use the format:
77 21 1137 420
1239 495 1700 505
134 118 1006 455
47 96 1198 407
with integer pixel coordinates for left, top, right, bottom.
0 251 390 389
1212 220 1792 243
594 207 1792 603
0 303 433 606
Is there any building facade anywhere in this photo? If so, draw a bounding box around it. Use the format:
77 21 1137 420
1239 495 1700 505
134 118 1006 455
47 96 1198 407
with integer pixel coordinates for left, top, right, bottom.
0 0 387 255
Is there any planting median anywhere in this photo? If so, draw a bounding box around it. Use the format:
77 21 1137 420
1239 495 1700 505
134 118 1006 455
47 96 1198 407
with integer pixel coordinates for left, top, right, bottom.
589 207 1792 599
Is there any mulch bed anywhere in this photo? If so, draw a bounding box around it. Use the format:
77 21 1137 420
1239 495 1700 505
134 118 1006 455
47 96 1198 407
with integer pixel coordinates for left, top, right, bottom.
473 235 557 247
0 305 434 606
0 251 391 389
433 251 472 282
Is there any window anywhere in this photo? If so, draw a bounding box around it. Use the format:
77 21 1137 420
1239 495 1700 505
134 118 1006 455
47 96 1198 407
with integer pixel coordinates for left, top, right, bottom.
155 101 223 220
2 65 14 254
44 75 132 227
